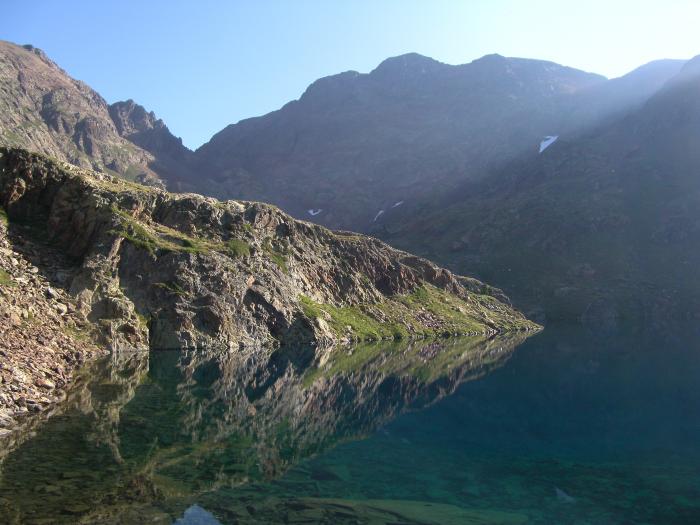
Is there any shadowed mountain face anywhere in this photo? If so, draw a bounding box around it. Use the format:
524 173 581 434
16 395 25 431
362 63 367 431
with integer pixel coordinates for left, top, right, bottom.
380 56 700 323
0 334 529 524
189 54 686 233
191 53 609 230
0 40 192 186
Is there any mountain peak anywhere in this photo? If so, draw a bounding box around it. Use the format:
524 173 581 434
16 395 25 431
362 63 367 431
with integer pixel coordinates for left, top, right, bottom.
473 53 507 62
371 53 445 77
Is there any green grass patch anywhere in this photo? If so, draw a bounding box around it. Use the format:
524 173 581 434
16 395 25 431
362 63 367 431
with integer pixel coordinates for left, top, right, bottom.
111 205 218 256
117 221 164 256
300 295 407 342
0 206 8 226
263 238 289 274
153 281 189 296
299 283 536 345
0 268 15 287
225 238 251 258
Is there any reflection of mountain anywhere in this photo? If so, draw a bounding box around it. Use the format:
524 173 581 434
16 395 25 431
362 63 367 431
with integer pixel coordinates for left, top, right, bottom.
0 333 530 523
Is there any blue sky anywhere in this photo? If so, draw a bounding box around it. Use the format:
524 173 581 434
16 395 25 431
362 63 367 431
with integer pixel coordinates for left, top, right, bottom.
4 0 699 149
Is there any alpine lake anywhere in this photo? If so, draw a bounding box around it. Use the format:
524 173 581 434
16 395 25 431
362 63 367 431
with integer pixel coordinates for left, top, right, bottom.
1 323 699 524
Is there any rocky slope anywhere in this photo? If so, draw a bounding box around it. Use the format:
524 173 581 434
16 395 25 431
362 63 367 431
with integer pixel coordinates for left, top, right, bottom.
0 40 191 185
0 201 104 436
0 146 537 355
381 56 700 324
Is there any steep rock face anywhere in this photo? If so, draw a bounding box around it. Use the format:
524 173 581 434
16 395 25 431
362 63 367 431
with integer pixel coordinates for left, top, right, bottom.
0 40 191 186
108 99 196 182
0 147 538 351
0 200 104 435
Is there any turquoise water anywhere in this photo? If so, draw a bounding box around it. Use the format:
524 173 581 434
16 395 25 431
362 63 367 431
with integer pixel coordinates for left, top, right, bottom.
1 325 699 523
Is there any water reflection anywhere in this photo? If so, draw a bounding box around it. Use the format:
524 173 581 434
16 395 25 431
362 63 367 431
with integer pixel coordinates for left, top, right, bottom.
0 333 529 524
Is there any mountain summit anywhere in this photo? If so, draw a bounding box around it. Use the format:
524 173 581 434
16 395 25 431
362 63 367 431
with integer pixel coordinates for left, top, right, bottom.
192 53 608 230
0 40 192 186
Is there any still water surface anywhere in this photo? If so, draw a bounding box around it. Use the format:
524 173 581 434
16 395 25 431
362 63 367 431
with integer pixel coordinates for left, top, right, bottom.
1 325 699 524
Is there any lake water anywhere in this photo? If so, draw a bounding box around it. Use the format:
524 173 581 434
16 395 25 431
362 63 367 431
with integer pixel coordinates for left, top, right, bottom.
1 325 699 524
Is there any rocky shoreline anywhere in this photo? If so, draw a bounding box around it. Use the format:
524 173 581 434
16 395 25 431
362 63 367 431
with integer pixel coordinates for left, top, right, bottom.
0 211 104 437
0 146 539 439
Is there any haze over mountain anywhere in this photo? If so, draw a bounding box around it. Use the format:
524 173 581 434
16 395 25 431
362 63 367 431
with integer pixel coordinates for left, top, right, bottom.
380 55 700 323
188 53 686 231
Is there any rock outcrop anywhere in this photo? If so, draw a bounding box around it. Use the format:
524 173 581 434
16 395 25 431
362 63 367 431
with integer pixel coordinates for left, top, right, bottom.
0 146 537 354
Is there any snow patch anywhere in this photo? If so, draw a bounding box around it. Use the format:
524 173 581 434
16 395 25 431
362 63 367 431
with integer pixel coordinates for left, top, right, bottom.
539 135 558 153
373 210 385 222
392 201 404 208
174 505 222 525
307 209 322 216
554 487 576 504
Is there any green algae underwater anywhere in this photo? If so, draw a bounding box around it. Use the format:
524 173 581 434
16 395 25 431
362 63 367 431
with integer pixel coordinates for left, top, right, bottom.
2 324 700 524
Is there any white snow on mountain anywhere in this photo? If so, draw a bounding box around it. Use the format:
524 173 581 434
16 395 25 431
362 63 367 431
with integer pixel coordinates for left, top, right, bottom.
539 135 559 153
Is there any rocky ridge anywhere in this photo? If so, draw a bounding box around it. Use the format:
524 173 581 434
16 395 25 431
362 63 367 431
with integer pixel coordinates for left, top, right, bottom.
0 146 537 354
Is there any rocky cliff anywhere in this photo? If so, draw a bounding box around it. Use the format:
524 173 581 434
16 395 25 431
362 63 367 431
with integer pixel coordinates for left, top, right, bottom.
0 203 104 436
0 147 537 355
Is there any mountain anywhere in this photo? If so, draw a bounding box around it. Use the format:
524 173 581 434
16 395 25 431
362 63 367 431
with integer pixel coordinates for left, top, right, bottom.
380 56 700 324
192 53 609 230
108 98 196 182
0 40 192 185
3 41 695 325
560 59 687 135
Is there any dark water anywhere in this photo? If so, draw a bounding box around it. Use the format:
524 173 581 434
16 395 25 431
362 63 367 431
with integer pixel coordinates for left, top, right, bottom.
1 325 700 524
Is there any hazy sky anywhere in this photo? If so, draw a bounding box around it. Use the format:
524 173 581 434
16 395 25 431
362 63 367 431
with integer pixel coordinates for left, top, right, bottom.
4 0 699 148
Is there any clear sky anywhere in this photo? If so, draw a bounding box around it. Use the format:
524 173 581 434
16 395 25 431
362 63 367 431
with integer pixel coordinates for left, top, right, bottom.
3 0 699 149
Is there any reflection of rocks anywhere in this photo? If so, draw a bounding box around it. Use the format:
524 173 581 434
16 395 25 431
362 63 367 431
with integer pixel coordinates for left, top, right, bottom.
0 333 530 523
0 350 148 474
202 497 527 525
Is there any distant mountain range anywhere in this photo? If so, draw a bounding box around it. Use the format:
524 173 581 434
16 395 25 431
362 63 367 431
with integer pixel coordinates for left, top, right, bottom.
1 38 698 323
